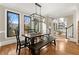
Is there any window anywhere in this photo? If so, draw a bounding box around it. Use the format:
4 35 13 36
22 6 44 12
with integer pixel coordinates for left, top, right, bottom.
59 18 64 23
58 18 65 29
42 18 46 34
58 18 67 32
7 11 20 37
24 16 30 33
42 22 46 34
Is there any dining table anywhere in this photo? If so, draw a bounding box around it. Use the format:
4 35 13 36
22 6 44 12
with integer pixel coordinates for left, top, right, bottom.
22 33 50 44
22 33 55 55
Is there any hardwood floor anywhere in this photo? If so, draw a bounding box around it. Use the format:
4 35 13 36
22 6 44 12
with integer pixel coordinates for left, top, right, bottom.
0 36 79 55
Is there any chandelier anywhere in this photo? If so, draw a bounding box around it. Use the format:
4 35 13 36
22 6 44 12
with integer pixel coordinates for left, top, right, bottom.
30 3 45 33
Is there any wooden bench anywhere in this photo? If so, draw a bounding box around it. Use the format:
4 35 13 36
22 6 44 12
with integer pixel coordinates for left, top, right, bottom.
29 36 56 55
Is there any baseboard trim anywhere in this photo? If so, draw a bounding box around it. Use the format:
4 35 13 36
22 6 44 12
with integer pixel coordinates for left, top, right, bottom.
68 38 76 42
0 37 24 46
0 39 16 46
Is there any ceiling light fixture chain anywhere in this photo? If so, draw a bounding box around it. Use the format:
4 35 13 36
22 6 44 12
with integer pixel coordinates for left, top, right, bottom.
35 3 42 16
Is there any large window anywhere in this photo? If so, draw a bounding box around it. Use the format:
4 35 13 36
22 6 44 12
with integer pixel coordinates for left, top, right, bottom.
42 22 46 34
42 18 46 34
24 16 30 33
7 11 20 37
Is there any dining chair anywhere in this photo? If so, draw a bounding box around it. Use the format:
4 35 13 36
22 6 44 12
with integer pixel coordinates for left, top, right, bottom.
15 30 30 55
16 35 25 55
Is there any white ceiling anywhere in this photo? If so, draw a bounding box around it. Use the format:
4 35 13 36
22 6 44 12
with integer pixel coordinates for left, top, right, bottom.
0 3 79 18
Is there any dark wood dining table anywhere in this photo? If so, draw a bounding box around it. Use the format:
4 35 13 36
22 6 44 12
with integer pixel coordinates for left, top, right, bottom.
22 33 50 44
22 33 55 55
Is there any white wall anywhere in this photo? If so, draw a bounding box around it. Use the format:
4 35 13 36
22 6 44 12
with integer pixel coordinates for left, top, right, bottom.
74 7 79 44
0 5 28 46
66 15 73 27
70 6 79 43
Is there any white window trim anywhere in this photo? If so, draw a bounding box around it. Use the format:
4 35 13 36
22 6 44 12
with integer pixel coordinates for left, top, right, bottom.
23 14 30 33
5 9 21 39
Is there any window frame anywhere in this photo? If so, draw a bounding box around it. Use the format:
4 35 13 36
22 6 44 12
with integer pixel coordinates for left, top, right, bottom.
6 10 20 38
24 15 31 33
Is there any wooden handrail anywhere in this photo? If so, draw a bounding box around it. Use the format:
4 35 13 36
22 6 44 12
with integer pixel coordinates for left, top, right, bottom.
66 24 73 29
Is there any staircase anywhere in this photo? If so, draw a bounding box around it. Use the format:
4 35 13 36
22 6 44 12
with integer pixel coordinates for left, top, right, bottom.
66 24 74 40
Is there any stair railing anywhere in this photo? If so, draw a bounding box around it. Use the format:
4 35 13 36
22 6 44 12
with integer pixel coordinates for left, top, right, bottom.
66 24 73 39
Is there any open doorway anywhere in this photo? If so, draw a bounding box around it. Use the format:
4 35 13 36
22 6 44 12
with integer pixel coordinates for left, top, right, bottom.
53 18 67 38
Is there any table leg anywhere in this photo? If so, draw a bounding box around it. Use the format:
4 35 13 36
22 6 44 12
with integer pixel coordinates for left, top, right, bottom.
31 37 35 44
31 49 40 55
54 40 56 45
25 37 28 47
